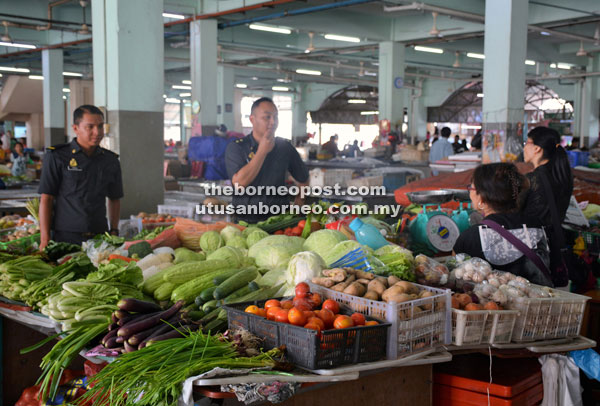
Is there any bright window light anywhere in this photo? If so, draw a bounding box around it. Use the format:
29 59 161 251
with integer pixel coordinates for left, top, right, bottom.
272 86 289 92
0 41 35 49
540 31 551 36
467 52 485 59
63 88 70 93
348 99 366 104
162 13 185 20
0 66 30 73
556 63 572 70
463 125 482 129
179 92 191 97
163 94 167 98
182 80 192 85
28 75 44 80
62 95 66 99
63 71 82 77
414 45 444 54
172 85 191 90
550 63 557 68
525 60 536 66
324 34 360 43
360 111 379 115
249 24 291 35
235 83 248 88
296 68 321 76
165 98 180 103
477 93 484 98
364 71 377 77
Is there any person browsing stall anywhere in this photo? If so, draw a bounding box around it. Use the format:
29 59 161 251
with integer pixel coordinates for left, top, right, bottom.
38 105 123 249
9 142 28 177
453 163 553 287
429 126 454 176
225 97 309 223
321 135 339 157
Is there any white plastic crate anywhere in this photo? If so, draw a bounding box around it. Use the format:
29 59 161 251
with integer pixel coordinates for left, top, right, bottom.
346 176 383 189
452 309 518 346
308 281 451 360
309 168 354 188
158 204 195 219
506 286 589 342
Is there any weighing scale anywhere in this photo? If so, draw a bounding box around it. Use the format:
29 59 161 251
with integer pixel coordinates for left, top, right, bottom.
406 190 480 254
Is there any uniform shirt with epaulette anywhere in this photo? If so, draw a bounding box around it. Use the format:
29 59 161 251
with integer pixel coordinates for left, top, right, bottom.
38 138 124 234
225 133 308 223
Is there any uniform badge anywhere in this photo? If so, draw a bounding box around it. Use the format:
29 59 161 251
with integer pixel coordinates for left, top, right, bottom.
72 149 76 153
248 152 255 159
69 158 78 167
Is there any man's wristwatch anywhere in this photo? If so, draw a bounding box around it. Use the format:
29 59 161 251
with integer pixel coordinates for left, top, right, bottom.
109 228 119 235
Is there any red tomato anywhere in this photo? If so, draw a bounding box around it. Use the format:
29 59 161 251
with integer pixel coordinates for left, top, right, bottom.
303 310 316 320
266 306 281 321
307 316 325 330
365 320 379 326
295 282 310 298
297 220 307 229
316 308 335 329
304 322 321 333
264 299 281 310
293 297 313 311
288 307 307 326
280 300 293 310
322 299 340 315
291 226 303 236
333 315 354 329
350 313 366 326
245 305 261 315
274 309 290 323
256 308 267 318
274 230 284 235
308 292 322 308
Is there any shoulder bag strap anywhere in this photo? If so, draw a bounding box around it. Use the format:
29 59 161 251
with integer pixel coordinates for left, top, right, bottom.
537 170 566 248
481 219 552 280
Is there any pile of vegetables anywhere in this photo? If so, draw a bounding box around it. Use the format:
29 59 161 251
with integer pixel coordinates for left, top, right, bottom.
0 256 53 301
42 240 81 262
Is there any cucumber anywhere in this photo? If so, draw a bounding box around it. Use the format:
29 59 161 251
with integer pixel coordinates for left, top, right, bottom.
194 295 205 308
222 285 252 304
199 286 218 302
154 282 176 301
202 318 227 334
187 310 205 321
212 268 245 286
200 307 221 324
226 285 283 305
213 268 259 300
248 281 260 292
202 299 220 313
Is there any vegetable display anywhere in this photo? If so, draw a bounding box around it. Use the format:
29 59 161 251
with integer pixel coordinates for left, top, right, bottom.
42 240 82 262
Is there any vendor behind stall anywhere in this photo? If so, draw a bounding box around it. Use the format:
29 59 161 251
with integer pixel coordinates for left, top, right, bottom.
429 127 454 176
225 97 309 224
453 163 553 286
38 105 123 249
321 135 339 157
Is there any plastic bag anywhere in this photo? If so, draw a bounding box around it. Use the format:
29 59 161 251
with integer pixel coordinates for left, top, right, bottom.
453 257 492 283
414 254 448 286
569 349 600 381
330 247 375 272
504 134 523 162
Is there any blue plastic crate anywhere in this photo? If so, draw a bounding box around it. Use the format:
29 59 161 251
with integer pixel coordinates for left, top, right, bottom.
567 151 590 167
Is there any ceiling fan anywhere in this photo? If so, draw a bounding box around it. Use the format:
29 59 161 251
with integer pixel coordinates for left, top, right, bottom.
429 12 463 37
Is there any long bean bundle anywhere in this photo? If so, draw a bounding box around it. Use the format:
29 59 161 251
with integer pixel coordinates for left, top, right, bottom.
80 330 284 406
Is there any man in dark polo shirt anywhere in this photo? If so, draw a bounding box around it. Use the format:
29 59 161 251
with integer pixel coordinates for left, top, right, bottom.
225 97 309 223
38 105 123 248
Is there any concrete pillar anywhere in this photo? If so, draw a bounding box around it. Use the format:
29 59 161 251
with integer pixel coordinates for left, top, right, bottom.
573 55 600 147
92 0 164 216
26 113 44 151
233 89 243 133
217 66 235 131
67 79 94 140
292 84 307 141
42 49 65 147
378 42 405 128
410 94 427 145
190 19 218 135
481 0 528 162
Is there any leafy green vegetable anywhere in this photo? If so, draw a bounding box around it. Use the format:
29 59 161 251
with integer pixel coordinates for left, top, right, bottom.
220 225 243 243
321 239 361 266
248 235 305 270
286 251 325 286
173 247 205 264
375 244 416 281
127 241 152 259
302 229 348 261
199 231 224 254
246 229 269 247
206 246 245 267
86 260 143 287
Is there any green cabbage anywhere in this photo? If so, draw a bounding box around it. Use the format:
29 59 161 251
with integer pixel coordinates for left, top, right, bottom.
246 229 269 247
302 229 347 260
286 251 325 286
226 235 248 249
321 239 362 266
206 246 244 267
220 225 243 243
257 268 287 287
173 247 205 264
242 226 262 238
199 231 224 254
248 235 305 270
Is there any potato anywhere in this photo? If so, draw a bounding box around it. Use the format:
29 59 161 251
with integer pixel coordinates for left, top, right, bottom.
322 268 347 282
375 276 389 287
483 301 501 311
384 293 412 304
364 290 380 301
419 290 435 310
388 275 401 286
331 275 355 292
394 281 418 295
382 285 406 302
311 277 335 288
454 293 472 309
464 303 484 311
356 278 372 285
367 279 387 296
343 281 367 297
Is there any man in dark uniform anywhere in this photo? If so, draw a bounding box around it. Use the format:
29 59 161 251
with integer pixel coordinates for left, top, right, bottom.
225 97 309 223
38 105 123 249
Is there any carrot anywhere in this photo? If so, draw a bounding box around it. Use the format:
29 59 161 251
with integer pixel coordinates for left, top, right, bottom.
108 254 137 262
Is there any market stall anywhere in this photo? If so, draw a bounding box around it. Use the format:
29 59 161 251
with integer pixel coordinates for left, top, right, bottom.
0 202 598 406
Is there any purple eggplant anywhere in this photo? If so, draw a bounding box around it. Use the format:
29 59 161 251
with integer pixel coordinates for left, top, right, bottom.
111 313 118 323
117 301 183 337
117 298 162 313
101 328 118 346
104 336 119 349
146 325 198 346
108 322 119 331
116 336 124 344
117 311 159 327
123 341 137 353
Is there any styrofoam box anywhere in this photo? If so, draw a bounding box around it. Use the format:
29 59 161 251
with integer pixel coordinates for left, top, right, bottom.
308 281 451 359
309 168 354 188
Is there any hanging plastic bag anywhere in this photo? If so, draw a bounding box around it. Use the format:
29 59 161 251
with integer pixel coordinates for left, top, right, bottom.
569 349 600 381
504 134 523 162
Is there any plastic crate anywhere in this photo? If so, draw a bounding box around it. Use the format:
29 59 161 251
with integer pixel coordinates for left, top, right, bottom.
506 285 589 342
566 150 590 167
452 309 518 346
309 168 354 188
0 232 40 251
158 204 195 219
308 281 451 359
346 175 383 189
223 298 390 370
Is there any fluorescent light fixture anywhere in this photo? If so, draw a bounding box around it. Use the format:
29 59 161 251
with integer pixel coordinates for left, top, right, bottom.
179 92 191 97
0 73 2 77
62 88 70 93
414 45 443 54
163 94 167 98
172 85 191 90
360 111 379 115
0 41 36 49
165 98 180 103
162 13 185 20
348 99 366 104
0 66 29 73
525 60 536 65
63 71 83 77
235 83 247 88
28 75 44 80
248 24 291 35
276 78 287 82
182 80 192 85
296 68 321 76
62 95 66 100
550 63 557 68
467 52 485 59
272 86 289 92
540 31 551 36
477 93 484 98
364 71 377 77
556 63 572 70
324 33 360 43
463 125 482 129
